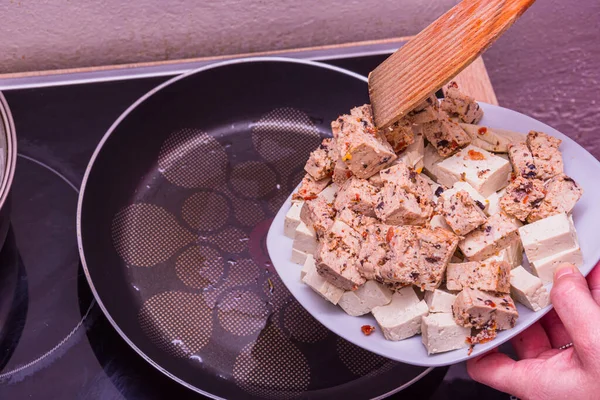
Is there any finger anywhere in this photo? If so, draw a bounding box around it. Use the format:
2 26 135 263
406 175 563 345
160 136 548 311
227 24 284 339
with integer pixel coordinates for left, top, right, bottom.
586 262 600 305
510 321 551 359
541 309 571 348
467 351 540 399
551 264 600 360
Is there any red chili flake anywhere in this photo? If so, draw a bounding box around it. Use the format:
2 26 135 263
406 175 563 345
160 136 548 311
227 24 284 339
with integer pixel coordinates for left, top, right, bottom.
522 195 529 204
467 149 485 160
478 127 488 135
362 231 368 240
355 193 361 202
303 195 317 201
346 171 353 178
484 300 496 307
361 325 376 336
386 227 394 243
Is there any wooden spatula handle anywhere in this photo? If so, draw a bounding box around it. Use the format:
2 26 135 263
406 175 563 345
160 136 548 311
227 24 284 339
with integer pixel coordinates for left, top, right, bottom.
368 0 535 129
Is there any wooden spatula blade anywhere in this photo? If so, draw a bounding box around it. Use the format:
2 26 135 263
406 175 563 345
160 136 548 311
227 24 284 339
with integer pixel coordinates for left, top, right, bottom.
368 0 535 129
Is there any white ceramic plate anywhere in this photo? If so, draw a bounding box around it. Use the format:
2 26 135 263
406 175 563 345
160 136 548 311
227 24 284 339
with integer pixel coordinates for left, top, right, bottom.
267 102 600 367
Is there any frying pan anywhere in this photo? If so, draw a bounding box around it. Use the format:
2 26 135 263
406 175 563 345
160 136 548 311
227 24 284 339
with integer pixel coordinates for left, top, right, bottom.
77 58 437 399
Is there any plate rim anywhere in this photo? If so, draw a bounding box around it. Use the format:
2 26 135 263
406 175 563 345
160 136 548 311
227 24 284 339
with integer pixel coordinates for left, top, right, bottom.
267 101 600 367
76 56 435 398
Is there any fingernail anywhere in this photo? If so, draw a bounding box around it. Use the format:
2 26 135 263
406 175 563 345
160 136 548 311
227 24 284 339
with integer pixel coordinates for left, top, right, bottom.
554 265 576 281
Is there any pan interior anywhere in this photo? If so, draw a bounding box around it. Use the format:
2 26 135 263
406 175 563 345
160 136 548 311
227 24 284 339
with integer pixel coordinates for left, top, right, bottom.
79 59 430 399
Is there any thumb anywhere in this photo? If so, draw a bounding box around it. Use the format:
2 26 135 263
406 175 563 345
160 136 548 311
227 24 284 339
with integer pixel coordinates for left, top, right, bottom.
551 264 600 361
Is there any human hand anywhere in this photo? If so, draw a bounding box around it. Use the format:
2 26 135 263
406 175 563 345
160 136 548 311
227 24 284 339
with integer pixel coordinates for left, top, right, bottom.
467 262 600 400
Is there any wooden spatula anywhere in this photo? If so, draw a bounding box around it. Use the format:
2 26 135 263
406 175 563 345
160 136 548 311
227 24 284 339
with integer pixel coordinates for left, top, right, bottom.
368 0 536 129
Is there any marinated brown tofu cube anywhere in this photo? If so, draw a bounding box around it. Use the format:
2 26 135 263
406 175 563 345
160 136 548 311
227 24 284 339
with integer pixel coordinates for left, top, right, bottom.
499 176 546 221
422 110 472 157
446 259 511 293
332 156 353 185
300 196 336 238
332 105 397 179
379 226 420 285
527 131 564 180
383 117 415 153
452 288 518 330
380 162 433 203
292 174 331 201
527 174 583 222
315 220 365 291
357 224 392 281
458 212 522 261
336 206 379 237
415 227 460 291
334 177 379 217
508 142 537 179
304 138 338 180
437 190 487 235
441 81 484 124
368 173 384 188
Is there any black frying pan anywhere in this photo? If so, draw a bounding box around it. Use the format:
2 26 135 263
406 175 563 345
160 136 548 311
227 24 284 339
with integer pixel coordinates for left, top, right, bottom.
77 58 437 399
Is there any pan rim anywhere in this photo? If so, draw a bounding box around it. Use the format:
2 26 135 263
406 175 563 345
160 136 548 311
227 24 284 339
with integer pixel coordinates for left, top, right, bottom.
76 56 434 399
0 92 17 213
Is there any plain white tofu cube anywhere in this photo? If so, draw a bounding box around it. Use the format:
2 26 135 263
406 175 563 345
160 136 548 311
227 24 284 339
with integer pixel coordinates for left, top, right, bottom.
293 222 318 254
424 289 457 313
531 246 583 284
423 143 444 181
519 213 579 262
302 257 345 305
485 189 505 216
440 182 487 211
435 145 512 197
428 214 452 231
338 281 393 316
372 287 428 341
284 201 304 238
510 266 550 311
421 313 470 354
505 240 524 269
300 255 314 280
318 183 339 203
397 133 425 172
291 248 309 265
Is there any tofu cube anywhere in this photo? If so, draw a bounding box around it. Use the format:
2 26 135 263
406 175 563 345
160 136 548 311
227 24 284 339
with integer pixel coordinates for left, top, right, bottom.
494 240 524 269
527 131 564 180
440 181 487 211
519 212 579 262
415 227 460 291
422 110 472 157
318 183 339 203
300 255 314 280
338 280 393 316
293 222 318 255
438 190 487 235
508 142 538 179
441 81 484 124
428 214 452 232
332 105 397 179
421 313 470 354
435 145 512 197
383 117 415 153
460 124 525 153
510 266 550 311
368 173 384 188
332 156 353 185
357 224 391 281
379 226 420 285
292 173 331 201
334 177 379 217
315 220 365 291
304 138 337 180
302 255 345 304
459 212 522 261
499 176 546 221
485 189 505 216
424 289 457 313
408 94 440 124
291 248 309 265
396 133 425 171
284 201 304 238
300 197 335 238
336 206 379 235
372 287 429 341
531 246 583 284
527 174 583 223
421 174 443 204
445 259 511 293
452 288 518 330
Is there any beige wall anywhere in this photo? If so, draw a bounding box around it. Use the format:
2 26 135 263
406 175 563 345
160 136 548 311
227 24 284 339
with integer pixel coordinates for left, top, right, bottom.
0 0 459 73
